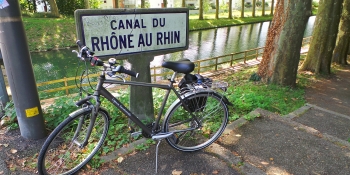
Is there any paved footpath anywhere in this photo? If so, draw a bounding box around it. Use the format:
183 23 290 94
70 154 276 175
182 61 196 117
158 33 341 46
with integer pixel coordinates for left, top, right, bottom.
97 104 350 175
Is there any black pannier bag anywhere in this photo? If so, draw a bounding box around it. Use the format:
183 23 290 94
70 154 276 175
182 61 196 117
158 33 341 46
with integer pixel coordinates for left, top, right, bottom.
178 74 212 112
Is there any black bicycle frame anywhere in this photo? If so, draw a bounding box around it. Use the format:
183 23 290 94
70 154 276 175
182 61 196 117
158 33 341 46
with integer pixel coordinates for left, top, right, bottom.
94 72 184 137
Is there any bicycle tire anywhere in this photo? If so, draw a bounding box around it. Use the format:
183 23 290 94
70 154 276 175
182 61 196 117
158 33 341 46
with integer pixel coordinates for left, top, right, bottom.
163 91 228 152
37 107 110 175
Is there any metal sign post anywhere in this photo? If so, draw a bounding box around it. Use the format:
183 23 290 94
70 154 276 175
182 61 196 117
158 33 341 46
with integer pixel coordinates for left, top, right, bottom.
75 8 189 122
0 1 46 139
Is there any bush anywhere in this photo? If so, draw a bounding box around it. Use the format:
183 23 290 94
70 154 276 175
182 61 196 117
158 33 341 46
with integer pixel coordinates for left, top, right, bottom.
256 1 262 7
245 2 252 8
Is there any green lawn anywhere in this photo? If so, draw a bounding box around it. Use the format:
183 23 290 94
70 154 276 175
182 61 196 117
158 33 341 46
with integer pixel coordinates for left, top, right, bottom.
23 12 273 52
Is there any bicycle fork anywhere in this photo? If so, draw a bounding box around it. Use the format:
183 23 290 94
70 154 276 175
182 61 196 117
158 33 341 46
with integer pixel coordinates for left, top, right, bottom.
72 104 99 148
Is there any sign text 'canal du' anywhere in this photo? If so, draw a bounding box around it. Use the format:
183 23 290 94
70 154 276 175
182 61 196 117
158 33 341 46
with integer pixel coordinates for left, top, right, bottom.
75 9 189 57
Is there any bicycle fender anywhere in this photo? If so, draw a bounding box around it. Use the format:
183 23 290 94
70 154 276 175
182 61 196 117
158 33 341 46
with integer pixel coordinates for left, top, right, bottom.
69 107 92 117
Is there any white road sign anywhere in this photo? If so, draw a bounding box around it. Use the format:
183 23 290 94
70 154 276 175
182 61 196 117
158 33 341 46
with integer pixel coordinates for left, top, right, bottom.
76 9 188 57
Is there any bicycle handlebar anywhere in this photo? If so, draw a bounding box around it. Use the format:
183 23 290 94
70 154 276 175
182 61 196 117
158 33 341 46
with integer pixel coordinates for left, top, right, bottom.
75 40 139 78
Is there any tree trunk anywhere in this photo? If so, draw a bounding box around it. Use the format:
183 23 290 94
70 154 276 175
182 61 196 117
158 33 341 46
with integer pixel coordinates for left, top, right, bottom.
199 0 204 20
215 0 219 19
241 0 244 17
84 0 90 9
141 0 144 8
300 0 343 74
182 0 186 7
262 0 265 16
48 0 60 17
332 0 350 65
228 0 233 19
114 0 120 9
163 0 167 8
258 0 312 87
271 0 274 15
252 0 256 17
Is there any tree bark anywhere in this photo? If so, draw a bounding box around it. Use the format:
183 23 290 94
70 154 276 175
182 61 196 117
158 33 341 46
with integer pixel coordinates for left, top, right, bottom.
84 0 90 9
163 0 167 8
262 0 265 16
300 0 343 74
141 0 144 8
241 0 245 17
215 0 219 19
48 0 60 17
228 0 233 19
113 0 119 8
252 0 256 17
332 0 350 65
258 0 312 87
199 0 204 20
271 0 274 15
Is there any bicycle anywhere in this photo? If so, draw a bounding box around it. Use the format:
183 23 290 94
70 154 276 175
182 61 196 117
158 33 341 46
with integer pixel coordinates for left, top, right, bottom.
37 41 232 175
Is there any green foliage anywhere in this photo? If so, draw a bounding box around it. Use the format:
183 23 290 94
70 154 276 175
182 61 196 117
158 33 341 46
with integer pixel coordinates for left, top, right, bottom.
256 1 262 7
55 0 101 16
89 0 102 9
56 0 85 16
219 1 228 13
244 2 252 8
203 0 211 13
249 72 261 81
2 101 18 130
43 95 80 130
225 67 306 116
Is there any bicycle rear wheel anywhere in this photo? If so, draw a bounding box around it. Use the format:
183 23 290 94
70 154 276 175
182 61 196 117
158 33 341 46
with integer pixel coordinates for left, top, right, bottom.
163 91 228 152
38 108 110 175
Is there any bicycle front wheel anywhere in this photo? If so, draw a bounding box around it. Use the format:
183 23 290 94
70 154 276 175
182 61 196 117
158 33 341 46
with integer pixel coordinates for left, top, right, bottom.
163 91 229 152
38 108 110 175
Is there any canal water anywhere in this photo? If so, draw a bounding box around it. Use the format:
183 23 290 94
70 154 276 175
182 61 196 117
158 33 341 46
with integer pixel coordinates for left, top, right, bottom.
30 16 316 84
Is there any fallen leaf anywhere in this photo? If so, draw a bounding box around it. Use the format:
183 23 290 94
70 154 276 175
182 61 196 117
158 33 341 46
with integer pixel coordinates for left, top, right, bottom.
0 144 8 147
117 157 124 163
10 149 17 154
0 171 3 174
269 158 274 161
212 170 219 174
172 169 182 175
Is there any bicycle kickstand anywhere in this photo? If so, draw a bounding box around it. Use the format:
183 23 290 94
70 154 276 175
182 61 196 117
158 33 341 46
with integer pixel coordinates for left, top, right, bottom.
152 132 174 174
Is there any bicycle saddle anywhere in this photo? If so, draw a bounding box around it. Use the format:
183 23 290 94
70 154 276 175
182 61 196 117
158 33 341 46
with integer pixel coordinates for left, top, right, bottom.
162 58 195 74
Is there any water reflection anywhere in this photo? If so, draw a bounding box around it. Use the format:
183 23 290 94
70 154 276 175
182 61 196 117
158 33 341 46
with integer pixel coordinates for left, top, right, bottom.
30 16 315 82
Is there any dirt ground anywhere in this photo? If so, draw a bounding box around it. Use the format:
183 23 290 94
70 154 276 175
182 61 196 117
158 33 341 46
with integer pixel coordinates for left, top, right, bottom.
304 64 350 116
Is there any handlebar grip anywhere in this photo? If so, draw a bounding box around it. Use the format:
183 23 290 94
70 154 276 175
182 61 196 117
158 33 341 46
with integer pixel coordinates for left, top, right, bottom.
119 66 139 78
76 40 84 48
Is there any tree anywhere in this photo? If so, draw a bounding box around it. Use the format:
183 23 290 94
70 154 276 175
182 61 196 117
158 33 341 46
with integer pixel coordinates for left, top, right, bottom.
163 0 167 8
140 0 144 8
114 0 119 8
257 0 312 87
332 0 350 65
228 0 233 19
262 0 265 16
199 0 204 19
48 0 59 17
182 0 185 7
270 0 274 15
252 0 256 17
299 0 343 74
241 0 244 17
215 0 219 19
84 0 90 8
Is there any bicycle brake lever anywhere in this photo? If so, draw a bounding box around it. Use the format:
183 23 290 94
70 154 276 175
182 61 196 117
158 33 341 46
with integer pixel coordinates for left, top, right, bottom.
72 50 83 60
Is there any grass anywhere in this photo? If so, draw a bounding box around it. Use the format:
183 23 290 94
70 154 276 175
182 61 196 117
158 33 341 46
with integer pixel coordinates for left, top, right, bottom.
223 66 306 116
22 11 274 52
